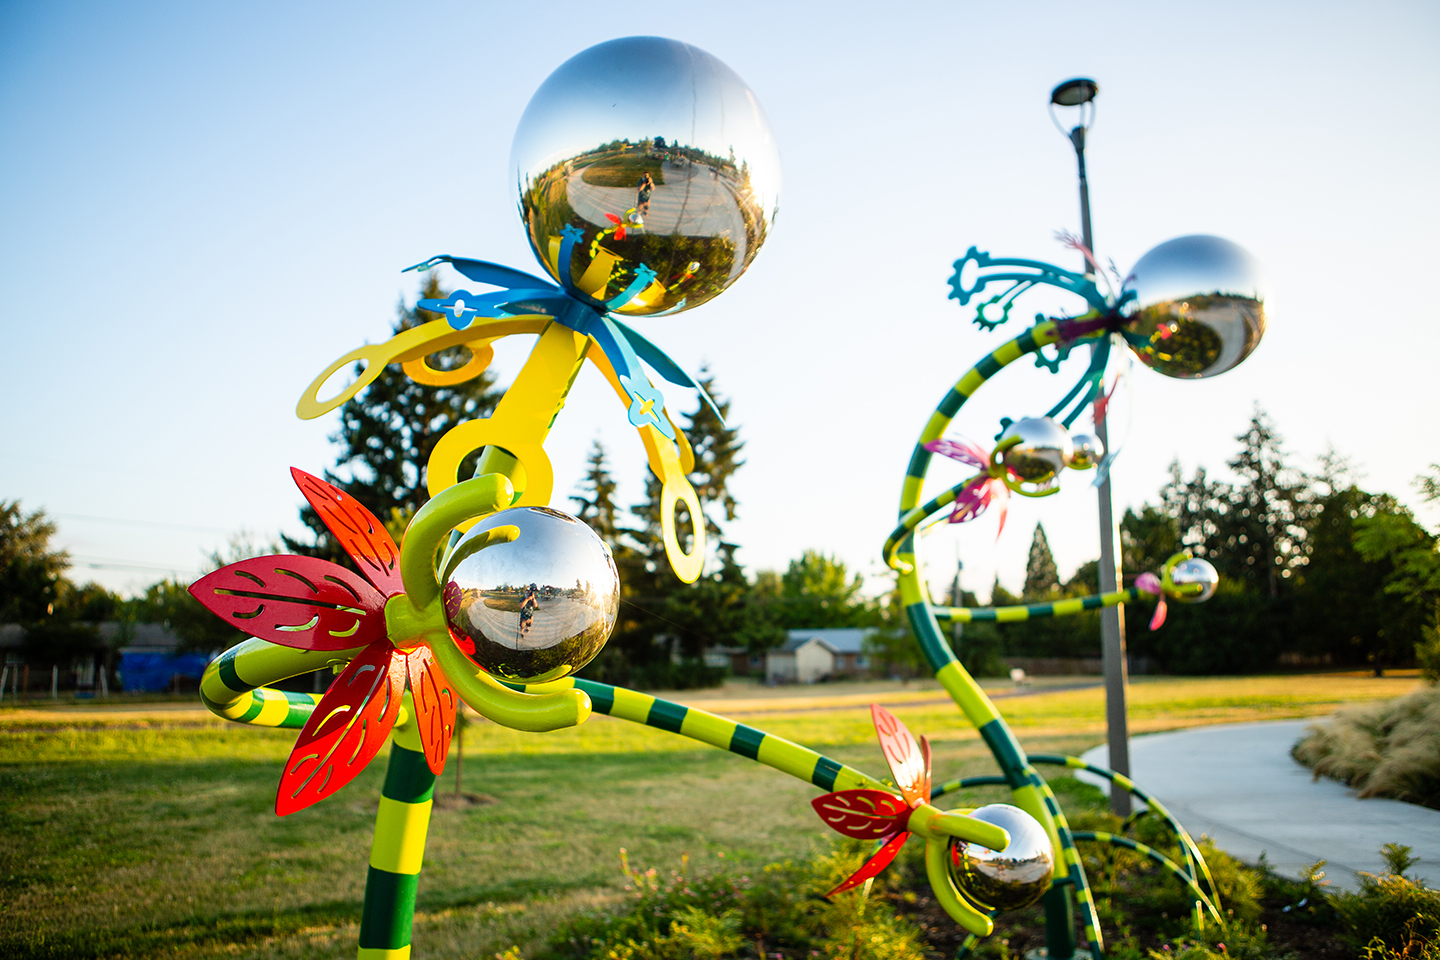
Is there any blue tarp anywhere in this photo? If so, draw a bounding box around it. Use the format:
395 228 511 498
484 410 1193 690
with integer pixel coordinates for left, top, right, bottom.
118 652 212 692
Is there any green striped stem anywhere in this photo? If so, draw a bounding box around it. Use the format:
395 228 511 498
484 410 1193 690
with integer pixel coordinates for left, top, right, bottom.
931 587 1143 624
1029 755 1218 908
1069 831 1223 927
199 637 364 728
503 676 889 793
893 320 1106 960
358 700 435 960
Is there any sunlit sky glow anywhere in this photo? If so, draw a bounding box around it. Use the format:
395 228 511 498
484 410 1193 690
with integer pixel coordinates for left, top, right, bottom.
1 0 1436 605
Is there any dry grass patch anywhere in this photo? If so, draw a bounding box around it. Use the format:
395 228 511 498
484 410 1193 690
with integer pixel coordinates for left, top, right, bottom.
1293 684 1440 808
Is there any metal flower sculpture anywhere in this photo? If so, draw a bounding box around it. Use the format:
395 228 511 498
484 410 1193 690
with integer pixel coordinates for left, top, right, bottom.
812 705 1053 934
190 470 455 813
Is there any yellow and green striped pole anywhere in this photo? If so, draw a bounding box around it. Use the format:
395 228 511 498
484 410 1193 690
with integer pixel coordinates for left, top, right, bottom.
894 320 1105 960
358 696 435 960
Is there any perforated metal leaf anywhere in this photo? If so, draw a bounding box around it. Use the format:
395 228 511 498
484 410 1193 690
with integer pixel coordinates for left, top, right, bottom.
405 645 457 775
812 789 911 840
291 467 404 597
871 704 929 808
276 643 403 815
824 830 911 898
189 556 385 651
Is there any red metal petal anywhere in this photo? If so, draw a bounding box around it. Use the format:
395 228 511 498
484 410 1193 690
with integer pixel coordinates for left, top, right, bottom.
871 704 927 808
291 467 404 597
405 645 457 775
189 556 386 651
947 476 994 524
605 212 622 225
812 789 912 840
276 643 404 816
824 830 910 898
614 226 627 241
1149 598 1168 631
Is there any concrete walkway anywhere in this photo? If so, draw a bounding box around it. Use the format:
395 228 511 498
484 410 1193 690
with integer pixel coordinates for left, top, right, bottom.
1078 719 1440 891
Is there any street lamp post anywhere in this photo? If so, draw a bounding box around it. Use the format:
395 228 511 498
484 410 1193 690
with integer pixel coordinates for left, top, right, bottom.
1051 78 1132 819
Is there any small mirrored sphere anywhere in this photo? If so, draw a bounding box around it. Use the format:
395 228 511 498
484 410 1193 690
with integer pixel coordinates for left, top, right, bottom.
1068 433 1105 470
999 418 1074 485
1121 235 1267 380
443 507 620 683
511 37 781 318
1169 557 1219 604
945 804 1054 912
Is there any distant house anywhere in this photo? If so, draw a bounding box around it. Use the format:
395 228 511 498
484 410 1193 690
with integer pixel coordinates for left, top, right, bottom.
0 621 210 693
765 629 874 684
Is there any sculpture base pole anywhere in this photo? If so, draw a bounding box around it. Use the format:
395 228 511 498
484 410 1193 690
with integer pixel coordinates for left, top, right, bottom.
358 703 435 960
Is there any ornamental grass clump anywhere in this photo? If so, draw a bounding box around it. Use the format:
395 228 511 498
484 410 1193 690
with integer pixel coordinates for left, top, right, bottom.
1293 686 1440 809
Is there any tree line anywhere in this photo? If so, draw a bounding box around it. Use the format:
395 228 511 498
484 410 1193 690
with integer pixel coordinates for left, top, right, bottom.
956 410 1439 677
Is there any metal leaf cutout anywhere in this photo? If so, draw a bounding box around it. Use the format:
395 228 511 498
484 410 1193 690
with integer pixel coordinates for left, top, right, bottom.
189 556 386 651
871 704 928 807
405 645 457 775
291 467 404 597
276 643 404 815
812 789 912 840
825 830 911 898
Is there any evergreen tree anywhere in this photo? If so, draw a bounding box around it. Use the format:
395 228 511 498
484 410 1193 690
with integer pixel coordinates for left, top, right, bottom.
584 373 780 687
1222 407 1312 597
571 440 621 548
1022 523 1060 600
284 274 505 562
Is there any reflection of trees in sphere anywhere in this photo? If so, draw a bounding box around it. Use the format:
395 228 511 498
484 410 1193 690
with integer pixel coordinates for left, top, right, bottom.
510 37 781 318
999 417 1073 484
443 507 620 683
945 804 1054 912
1122 235 1267 380
1170 557 1219 603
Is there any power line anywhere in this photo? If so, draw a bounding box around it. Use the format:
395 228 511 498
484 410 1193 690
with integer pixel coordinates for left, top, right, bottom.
67 555 203 575
56 512 235 535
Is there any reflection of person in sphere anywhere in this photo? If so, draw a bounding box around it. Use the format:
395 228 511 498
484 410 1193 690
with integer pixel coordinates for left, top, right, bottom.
636 173 654 216
518 583 540 639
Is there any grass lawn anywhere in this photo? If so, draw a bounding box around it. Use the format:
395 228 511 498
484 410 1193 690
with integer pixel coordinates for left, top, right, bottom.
0 671 1419 959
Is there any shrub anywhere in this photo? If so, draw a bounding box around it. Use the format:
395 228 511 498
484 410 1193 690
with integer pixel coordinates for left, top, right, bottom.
1293 687 1440 808
1330 845 1440 959
530 843 931 960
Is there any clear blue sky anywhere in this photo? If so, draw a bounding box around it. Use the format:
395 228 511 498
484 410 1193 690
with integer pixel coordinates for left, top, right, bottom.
2 0 1437 601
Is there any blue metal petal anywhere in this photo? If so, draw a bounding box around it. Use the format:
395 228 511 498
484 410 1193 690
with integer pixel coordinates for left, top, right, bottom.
403 255 556 293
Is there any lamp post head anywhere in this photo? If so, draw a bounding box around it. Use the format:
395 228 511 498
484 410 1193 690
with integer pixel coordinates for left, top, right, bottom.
1050 78 1098 107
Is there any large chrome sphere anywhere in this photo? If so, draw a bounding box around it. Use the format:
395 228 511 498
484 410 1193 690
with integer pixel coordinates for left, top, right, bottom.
1169 557 1219 604
946 804 1054 912
510 37 781 318
442 507 620 683
1068 432 1104 471
998 418 1074 485
1121 235 1267 379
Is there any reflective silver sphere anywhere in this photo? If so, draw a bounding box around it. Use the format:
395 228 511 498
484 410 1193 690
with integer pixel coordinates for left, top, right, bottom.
946 804 1054 912
510 37 781 318
1169 557 1219 604
998 418 1074 485
1122 235 1267 379
1068 433 1105 471
442 507 620 683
